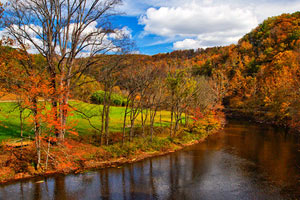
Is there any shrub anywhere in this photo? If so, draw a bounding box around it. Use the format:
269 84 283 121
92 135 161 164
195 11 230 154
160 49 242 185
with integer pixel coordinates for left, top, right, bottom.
103 142 139 158
91 90 127 106
146 137 171 151
103 144 127 157
179 132 201 143
190 110 222 134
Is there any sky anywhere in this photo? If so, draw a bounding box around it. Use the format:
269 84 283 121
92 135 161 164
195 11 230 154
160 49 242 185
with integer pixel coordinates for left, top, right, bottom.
1 0 300 55
113 0 300 55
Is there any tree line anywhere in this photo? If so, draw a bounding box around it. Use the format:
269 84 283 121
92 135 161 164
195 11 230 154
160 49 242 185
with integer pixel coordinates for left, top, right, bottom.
0 0 222 170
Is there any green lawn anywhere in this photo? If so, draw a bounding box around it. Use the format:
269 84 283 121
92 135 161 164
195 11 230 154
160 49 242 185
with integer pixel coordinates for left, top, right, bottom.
0 101 172 141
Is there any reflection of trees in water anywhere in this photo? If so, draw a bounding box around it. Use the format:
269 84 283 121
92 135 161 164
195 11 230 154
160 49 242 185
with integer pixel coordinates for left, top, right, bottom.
226 123 299 185
54 176 67 200
149 159 158 199
33 182 41 200
168 154 179 199
2 121 300 199
99 170 110 200
128 165 135 200
121 168 127 200
19 182 25 200
43 179 52 200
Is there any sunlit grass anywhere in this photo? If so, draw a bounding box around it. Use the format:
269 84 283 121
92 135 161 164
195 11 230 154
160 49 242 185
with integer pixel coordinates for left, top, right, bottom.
0 102 32 141
0 101 172 141
69 101 171 135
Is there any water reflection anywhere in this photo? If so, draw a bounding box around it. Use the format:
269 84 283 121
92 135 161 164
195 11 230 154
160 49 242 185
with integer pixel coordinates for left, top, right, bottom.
0 120 300 200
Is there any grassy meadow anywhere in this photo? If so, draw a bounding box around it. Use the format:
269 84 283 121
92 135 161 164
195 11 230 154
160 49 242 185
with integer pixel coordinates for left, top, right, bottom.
0 101 172 142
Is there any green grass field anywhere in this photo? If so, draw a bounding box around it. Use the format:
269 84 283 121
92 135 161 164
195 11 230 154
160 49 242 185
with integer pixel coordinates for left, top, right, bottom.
0 101 172 141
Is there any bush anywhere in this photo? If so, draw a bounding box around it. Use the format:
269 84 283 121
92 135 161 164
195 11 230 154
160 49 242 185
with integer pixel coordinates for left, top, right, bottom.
91 90 127 106
146 137 171 151
179 132 201 143
103 142 140 158
103 144 127 157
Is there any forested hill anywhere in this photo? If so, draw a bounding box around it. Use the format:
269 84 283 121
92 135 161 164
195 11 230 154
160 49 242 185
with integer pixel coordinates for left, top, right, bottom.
153 12 300 130
2 12 299 131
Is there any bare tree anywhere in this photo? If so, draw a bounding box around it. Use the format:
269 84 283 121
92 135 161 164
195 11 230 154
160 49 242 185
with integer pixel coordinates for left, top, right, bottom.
119 63 144 142
88 54 127 145
118 58 161 142
4 0 130 141
148 79 166 141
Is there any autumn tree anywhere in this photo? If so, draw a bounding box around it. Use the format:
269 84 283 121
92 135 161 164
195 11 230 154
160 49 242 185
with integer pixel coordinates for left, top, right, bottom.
147 73 167 141
118 57 159 142
88 55 128 145
4 0 130 141
166 70 196 136
0 46 57 168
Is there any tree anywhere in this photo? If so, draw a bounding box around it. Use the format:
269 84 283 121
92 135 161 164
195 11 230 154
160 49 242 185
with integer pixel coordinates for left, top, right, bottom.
0 46 57 168
4 0 130 141
147 76 166 141
166 70 194 136
88 54 127 145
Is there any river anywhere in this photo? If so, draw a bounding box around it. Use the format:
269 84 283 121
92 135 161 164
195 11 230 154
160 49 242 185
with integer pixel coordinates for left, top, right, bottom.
1 120 300 200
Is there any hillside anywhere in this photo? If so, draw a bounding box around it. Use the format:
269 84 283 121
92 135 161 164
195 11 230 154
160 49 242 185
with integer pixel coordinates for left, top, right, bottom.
142 12 300 130
1 12 299 131
184 12 300 129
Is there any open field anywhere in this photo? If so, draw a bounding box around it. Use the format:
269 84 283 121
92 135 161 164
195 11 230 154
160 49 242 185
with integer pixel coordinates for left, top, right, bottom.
0 101 172 141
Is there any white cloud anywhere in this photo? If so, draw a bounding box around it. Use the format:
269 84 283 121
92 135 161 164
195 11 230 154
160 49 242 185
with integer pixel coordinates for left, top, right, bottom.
253 1 300 22
130 50 141 54
140 4 258 37
121 0 300 18
173 39 205 50
109 27 132 39
173 33 241 50
0 24 42 54
121 0 300 50
139 2 258 49
4 0 300 52
0 22 132 56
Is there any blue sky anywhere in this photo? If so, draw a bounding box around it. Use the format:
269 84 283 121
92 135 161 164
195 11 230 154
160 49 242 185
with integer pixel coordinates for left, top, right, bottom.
2 0 300 55
111 16 175 55
113 0 300 55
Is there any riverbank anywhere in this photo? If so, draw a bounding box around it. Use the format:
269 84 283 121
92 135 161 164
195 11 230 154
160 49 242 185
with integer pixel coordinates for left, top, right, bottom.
0 126 222 184
224 108 295 132
1 120 299 199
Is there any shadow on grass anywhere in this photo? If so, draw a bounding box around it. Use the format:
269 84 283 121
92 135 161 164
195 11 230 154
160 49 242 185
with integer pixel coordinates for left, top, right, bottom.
0 122 32 141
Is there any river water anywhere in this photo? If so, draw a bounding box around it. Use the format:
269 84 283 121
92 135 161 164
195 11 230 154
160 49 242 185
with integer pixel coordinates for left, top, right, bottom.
1 120 300 200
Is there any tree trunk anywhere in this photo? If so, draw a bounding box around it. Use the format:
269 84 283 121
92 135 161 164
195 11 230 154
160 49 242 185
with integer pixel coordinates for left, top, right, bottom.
33 98 41 169
100 89 107 144
50 73 60 139
160 111 162 127
129 99 139 141
170 106 174 137
185 108 189 127
150 108 157 142
19 107 24 157
129 119 135 141
104 104 110 145
141 108 148 137
170 92 175 137
174 109 182 135
45 139 51 170
60 89 69 141
141 108 145 137
122 100 129 145
104 88 112 145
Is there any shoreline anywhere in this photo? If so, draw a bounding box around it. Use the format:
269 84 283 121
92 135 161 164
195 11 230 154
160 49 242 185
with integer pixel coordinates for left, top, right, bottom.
0 134 212 185
224 109 295 132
